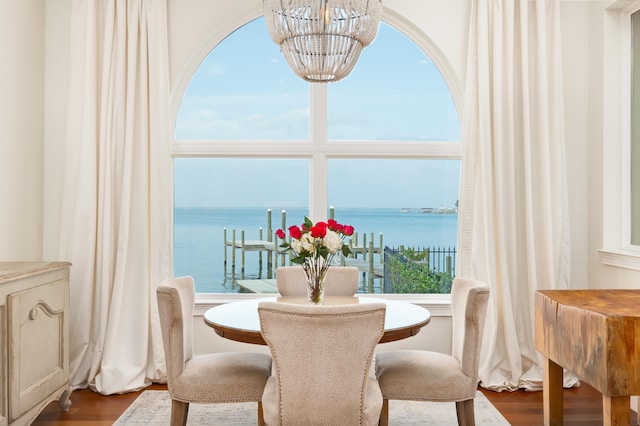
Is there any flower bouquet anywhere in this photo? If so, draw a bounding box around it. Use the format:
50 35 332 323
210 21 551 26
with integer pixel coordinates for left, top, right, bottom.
276 217 354 304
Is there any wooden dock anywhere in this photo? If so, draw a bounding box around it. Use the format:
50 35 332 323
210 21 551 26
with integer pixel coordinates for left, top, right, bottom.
236 259 384 294
341 258 383 277
224 228 285 275
226 239 276 251
223 209 385 292
237 278 278 293
348 232 383 258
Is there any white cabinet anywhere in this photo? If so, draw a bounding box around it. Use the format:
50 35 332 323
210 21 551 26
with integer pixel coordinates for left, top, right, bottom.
0 262 71 426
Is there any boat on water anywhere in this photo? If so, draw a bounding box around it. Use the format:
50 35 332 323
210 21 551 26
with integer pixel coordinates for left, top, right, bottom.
400 208 411 213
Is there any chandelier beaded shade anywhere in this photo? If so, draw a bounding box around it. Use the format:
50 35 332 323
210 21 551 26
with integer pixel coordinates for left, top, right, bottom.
263 0 383 83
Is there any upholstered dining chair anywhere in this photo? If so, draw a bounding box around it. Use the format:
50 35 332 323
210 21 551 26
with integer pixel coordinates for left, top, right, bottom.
258 301 386 426
156 276 273 426
275 265 360 296
375 277 490 426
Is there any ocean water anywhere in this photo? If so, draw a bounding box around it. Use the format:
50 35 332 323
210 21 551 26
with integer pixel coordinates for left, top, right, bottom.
174 207 458 293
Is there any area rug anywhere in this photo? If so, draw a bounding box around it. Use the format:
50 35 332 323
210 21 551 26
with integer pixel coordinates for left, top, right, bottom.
114 390 510 425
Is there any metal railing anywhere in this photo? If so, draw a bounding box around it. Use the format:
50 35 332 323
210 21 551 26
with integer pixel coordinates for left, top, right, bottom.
383 246 457 294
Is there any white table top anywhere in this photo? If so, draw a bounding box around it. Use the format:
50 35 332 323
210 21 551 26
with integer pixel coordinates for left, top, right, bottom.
203 296 431 345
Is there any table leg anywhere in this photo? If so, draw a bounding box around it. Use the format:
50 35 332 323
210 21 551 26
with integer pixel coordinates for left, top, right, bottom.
543 357 563 426
602 395 630 426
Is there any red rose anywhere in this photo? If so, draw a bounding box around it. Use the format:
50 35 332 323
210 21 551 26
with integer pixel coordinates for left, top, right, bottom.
342 225 354 236
275 229 285 239
288 225 303 239
310 223 327 238
327 219 338 231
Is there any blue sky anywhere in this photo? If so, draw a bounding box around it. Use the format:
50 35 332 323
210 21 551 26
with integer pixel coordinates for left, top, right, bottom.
173 18 461 209
174 157 461 209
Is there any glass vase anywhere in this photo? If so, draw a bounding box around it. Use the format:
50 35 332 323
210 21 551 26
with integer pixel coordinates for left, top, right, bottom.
306 274 325 305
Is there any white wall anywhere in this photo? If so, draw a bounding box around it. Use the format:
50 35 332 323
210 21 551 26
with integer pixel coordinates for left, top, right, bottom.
0 1 46 261
42 1 71 260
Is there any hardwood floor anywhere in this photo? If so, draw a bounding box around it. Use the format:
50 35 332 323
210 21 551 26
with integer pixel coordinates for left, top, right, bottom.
482 383 638 425
31 381 639 425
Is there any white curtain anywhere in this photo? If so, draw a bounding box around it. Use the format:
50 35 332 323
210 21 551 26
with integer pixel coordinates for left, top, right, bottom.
57 0 171 394
459 0 576 391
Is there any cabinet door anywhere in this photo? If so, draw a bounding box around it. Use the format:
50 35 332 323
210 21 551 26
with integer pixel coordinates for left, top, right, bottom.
7 278 69 421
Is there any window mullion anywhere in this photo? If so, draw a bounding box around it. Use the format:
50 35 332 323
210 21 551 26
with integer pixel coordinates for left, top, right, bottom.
309 83 329 221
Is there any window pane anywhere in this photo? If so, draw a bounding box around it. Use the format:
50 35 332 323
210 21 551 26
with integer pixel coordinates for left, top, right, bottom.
329 159 459 294
175 18 309 140
328 23 459 141
173 158 309 293
632 11 640 244
172 19 461 295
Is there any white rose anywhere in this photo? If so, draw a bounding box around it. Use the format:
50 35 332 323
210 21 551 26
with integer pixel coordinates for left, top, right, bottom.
323 230 343 253
300 234 316 253
291 239 304 254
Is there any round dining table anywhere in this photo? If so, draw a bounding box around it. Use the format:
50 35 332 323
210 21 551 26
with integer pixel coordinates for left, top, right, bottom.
203 296 431 345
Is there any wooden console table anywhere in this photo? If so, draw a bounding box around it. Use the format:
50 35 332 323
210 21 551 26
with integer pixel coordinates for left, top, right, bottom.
535 289 640 426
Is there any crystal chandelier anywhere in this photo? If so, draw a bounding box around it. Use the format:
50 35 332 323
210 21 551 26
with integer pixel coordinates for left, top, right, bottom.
263 0 383 83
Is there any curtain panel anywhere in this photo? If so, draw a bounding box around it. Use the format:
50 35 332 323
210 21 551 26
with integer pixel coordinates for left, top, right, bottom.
458 0 575 391
58 0 171 394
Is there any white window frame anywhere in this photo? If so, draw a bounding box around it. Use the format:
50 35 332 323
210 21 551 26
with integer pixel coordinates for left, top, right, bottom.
170 13 462 309
600 0 640 270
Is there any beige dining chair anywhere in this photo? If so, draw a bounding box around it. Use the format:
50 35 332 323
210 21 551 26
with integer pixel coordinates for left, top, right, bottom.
375 277 490 426
156 276 273 426
258 301 386 426
275 265 360 296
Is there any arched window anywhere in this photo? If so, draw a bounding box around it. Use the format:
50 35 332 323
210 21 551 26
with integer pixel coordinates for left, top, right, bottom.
173 18 461 294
